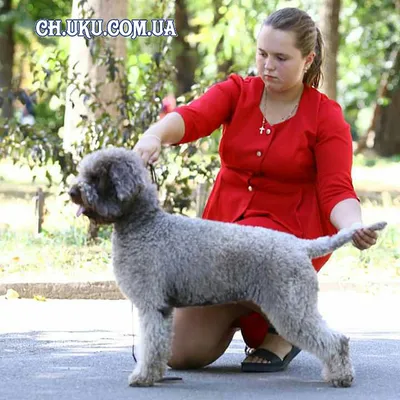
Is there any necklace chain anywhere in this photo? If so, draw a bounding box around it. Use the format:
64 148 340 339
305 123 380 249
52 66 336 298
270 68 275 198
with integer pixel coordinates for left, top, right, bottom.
259 90 301 134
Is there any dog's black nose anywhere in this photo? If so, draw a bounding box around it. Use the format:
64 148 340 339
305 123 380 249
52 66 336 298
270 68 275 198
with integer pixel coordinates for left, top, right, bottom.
69 186 80 200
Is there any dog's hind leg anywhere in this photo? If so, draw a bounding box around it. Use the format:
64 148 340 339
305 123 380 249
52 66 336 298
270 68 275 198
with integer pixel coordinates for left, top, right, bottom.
128 307 173 387
268 305 354 388
256 265 354 388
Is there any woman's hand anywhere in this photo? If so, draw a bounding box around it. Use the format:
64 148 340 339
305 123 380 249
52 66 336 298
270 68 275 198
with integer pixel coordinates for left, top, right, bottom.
352 227 378 250
133 134 162 165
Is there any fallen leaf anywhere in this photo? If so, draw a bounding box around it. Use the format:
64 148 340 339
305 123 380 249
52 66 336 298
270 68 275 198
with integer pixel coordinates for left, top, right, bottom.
33 295 47 302
5 288 20 299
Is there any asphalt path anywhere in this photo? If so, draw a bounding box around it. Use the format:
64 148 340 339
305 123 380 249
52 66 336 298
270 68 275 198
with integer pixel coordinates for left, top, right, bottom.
1 291 399 400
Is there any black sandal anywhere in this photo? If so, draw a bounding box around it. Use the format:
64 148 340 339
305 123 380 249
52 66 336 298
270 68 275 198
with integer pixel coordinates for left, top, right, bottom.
241 326 301 373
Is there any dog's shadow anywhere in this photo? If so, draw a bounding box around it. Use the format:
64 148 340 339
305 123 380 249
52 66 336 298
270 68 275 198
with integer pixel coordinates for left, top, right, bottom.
170 365 240 375
164 365 328 391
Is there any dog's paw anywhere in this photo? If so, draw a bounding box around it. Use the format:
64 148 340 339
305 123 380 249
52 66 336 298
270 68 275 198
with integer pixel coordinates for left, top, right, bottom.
128 371 157 387
329 375 354 388
322 366 355 388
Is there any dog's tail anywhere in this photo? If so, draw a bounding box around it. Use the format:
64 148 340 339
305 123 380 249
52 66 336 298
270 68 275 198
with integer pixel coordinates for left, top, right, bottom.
302 221 387 259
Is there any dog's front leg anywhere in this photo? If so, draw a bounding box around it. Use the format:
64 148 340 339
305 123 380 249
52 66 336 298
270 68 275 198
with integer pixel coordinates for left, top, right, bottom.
128 307 173 387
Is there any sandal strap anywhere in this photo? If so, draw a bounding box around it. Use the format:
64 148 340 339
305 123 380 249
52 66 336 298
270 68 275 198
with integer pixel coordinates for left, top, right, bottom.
244 325 279 355
246 348 282 363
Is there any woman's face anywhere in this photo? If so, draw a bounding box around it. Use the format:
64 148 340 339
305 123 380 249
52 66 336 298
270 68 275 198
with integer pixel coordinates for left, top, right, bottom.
256 25 314 93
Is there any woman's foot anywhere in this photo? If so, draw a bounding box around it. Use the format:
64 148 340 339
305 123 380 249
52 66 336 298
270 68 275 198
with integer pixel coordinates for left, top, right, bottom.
241 329 301 372
242 332 293 364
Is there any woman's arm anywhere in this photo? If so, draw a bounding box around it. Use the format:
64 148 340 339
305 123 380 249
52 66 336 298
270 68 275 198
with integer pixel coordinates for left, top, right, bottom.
314 99 359 225
329 198 362 230
315 99 378 250
135 74 241 165
142 111 185 145
330 198 378 250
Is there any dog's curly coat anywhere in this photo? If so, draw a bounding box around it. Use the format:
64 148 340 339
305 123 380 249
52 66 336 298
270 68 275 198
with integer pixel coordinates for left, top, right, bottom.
69 147 386 388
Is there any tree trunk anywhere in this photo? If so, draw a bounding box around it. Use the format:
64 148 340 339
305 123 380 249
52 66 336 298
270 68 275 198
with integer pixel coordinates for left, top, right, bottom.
87 219 100 242
174 0 197 96
63 0 127 156
358 2 400 157
0 0 14 118
63 0 127 240
374 85 400 156
213 0 233 77
372 2 400 156
319 0 341 100
355 47 399 155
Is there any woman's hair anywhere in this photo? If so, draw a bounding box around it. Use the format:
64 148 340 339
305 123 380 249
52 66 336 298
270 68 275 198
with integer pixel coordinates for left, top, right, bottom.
263 8 324 88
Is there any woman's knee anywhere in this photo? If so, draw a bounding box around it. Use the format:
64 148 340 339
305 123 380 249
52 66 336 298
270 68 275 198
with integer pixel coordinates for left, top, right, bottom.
168 327 236 370
168 353 210 370
168 305 243 369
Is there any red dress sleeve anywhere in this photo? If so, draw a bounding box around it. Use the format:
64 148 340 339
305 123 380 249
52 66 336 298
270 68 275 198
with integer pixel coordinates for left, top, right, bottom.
173 74 242 145
315 98 359 222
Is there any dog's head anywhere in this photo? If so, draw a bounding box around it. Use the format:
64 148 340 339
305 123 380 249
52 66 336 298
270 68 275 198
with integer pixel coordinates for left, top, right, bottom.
69 147 150 224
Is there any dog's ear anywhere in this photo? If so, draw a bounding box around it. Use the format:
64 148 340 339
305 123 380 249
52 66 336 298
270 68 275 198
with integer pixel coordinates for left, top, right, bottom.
109 160 146 202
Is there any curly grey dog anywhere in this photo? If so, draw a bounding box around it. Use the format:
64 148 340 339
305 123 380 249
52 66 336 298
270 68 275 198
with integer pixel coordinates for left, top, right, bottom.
69 147 386 389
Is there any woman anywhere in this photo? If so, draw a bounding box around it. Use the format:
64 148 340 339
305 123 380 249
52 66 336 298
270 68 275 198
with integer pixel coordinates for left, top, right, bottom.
133 7 378 372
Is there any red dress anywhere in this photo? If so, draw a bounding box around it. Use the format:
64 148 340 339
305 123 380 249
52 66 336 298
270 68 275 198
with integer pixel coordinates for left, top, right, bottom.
173 73 359 348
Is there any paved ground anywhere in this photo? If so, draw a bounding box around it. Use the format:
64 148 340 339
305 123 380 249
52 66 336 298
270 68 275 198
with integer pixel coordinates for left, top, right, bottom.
1 291 400 400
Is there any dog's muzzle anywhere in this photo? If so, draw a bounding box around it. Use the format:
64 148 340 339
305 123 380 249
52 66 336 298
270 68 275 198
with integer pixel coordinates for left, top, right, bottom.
69 185 86 217
68 185 81 201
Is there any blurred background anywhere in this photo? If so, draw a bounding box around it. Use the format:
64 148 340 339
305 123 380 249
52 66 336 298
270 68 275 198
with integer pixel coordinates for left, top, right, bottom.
0 0 399 285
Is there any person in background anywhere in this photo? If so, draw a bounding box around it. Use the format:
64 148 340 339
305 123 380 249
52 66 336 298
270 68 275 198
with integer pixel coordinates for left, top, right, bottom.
159 94 176 120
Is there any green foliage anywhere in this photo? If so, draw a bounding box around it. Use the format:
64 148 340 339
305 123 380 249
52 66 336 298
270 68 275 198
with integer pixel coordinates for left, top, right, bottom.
353 153 400 168
0 0 221 216
0 46 70 185
1 0 72 48
183 0 277 78
17 0 71 22
1 0 399 220
338 0 400 135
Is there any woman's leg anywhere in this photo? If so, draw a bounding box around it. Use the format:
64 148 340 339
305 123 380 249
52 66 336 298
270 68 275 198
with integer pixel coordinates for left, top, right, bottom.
168 303 252 369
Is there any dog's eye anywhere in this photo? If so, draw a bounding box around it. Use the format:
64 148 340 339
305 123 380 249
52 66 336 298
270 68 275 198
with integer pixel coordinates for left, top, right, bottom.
90 174 100 184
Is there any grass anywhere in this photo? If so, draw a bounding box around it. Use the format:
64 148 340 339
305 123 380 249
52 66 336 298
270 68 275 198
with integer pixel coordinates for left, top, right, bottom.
0 159 114 281
1 154 399 283
0 230 113 282
0 198 114 282
352 154 400 194
320 211 400 284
